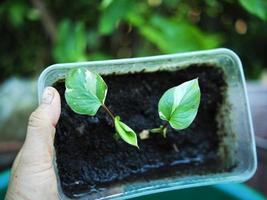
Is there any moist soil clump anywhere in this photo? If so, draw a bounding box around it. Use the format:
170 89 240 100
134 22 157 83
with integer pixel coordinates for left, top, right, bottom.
54 64 231 198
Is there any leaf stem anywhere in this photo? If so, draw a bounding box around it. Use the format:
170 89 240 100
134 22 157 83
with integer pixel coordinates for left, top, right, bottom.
162 121 168 129
149 121 169 138
102 104 115 121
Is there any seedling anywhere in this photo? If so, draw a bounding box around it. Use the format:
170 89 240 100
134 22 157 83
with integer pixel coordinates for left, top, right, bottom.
65 68 138 148
65 67 201 147
148 78 201 138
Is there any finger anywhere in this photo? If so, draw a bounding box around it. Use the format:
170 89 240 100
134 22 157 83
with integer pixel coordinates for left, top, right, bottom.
6 87 61 200
22 87 61 165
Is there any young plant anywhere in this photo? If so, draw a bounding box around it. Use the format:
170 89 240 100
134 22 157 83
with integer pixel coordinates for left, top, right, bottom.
147 79 201 138
64 68 138 148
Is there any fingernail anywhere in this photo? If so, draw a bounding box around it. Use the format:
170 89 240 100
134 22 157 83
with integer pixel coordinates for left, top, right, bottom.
42 87 55 104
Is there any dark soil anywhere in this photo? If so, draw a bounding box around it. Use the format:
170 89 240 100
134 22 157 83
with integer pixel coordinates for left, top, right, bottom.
54 64 230 198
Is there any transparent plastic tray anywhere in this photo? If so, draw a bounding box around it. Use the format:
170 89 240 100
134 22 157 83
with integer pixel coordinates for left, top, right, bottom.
38 48 257 200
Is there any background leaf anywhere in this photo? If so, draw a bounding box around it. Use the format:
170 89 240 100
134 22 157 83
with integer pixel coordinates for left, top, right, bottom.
99 0 134 35
239 0 267 21
158 78 200 130
53 20 87 62
114 116 138 148
127 14 222 53
65 68 107 115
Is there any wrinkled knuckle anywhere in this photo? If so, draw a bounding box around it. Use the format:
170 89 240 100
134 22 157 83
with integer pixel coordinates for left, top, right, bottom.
28 110 45 128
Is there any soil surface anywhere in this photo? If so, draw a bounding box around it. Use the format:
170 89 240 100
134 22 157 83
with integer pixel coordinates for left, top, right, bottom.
54 64 230 198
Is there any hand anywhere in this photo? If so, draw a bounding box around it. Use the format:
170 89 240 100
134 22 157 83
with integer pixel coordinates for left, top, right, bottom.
5 87 61 200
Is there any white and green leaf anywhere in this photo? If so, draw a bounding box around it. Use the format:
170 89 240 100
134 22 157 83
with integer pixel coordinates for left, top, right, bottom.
158 78 200 130
114 116 138 148
65 68 107 115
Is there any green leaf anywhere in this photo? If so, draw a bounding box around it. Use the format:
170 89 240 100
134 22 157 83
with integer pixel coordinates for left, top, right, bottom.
65 68 107 116
239 0 267 21
100 0 114 9
128 14 222 53
114 116 138 148
99 0 134 35
158 78 200 130
1 1 29 27
53 20 87 62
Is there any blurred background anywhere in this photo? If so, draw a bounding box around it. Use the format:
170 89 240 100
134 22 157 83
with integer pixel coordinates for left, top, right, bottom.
0 0 267 199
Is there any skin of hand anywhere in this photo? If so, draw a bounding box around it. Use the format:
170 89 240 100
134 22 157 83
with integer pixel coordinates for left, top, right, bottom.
5 87 61 200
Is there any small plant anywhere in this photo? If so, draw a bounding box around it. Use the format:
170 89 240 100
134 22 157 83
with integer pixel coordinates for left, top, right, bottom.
65 67 201 147
65 68 138 148
147 78 201 138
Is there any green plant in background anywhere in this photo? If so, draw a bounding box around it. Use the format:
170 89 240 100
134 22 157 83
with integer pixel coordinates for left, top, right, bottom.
146 79 200 138
65 68 138 148
238 0 267 20
53 20 87 62
99 0 222 53
1 0 267 81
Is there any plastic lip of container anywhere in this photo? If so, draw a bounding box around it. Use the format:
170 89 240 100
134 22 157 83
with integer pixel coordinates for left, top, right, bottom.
37 48 257 200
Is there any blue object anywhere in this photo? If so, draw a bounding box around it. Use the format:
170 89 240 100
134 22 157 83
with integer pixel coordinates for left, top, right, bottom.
0 170 10 200
0 170 9 189
214 184 266 200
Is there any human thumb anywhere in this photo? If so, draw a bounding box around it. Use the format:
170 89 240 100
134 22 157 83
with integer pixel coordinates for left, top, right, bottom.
5 87 61 200
22 86 61 165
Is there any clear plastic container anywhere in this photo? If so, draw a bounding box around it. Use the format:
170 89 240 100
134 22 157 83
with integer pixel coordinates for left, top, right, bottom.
38 48 257 200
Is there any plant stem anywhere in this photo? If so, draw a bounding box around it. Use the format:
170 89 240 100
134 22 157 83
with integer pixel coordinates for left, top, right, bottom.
149 121 169 137
161 122 168 138
30 0 57 42
162 121 168 129
102 104 115 121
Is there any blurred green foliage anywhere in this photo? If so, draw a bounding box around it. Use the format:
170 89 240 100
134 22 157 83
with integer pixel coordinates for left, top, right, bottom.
238 0 267 20
53 20 87 62
0 0 267 82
